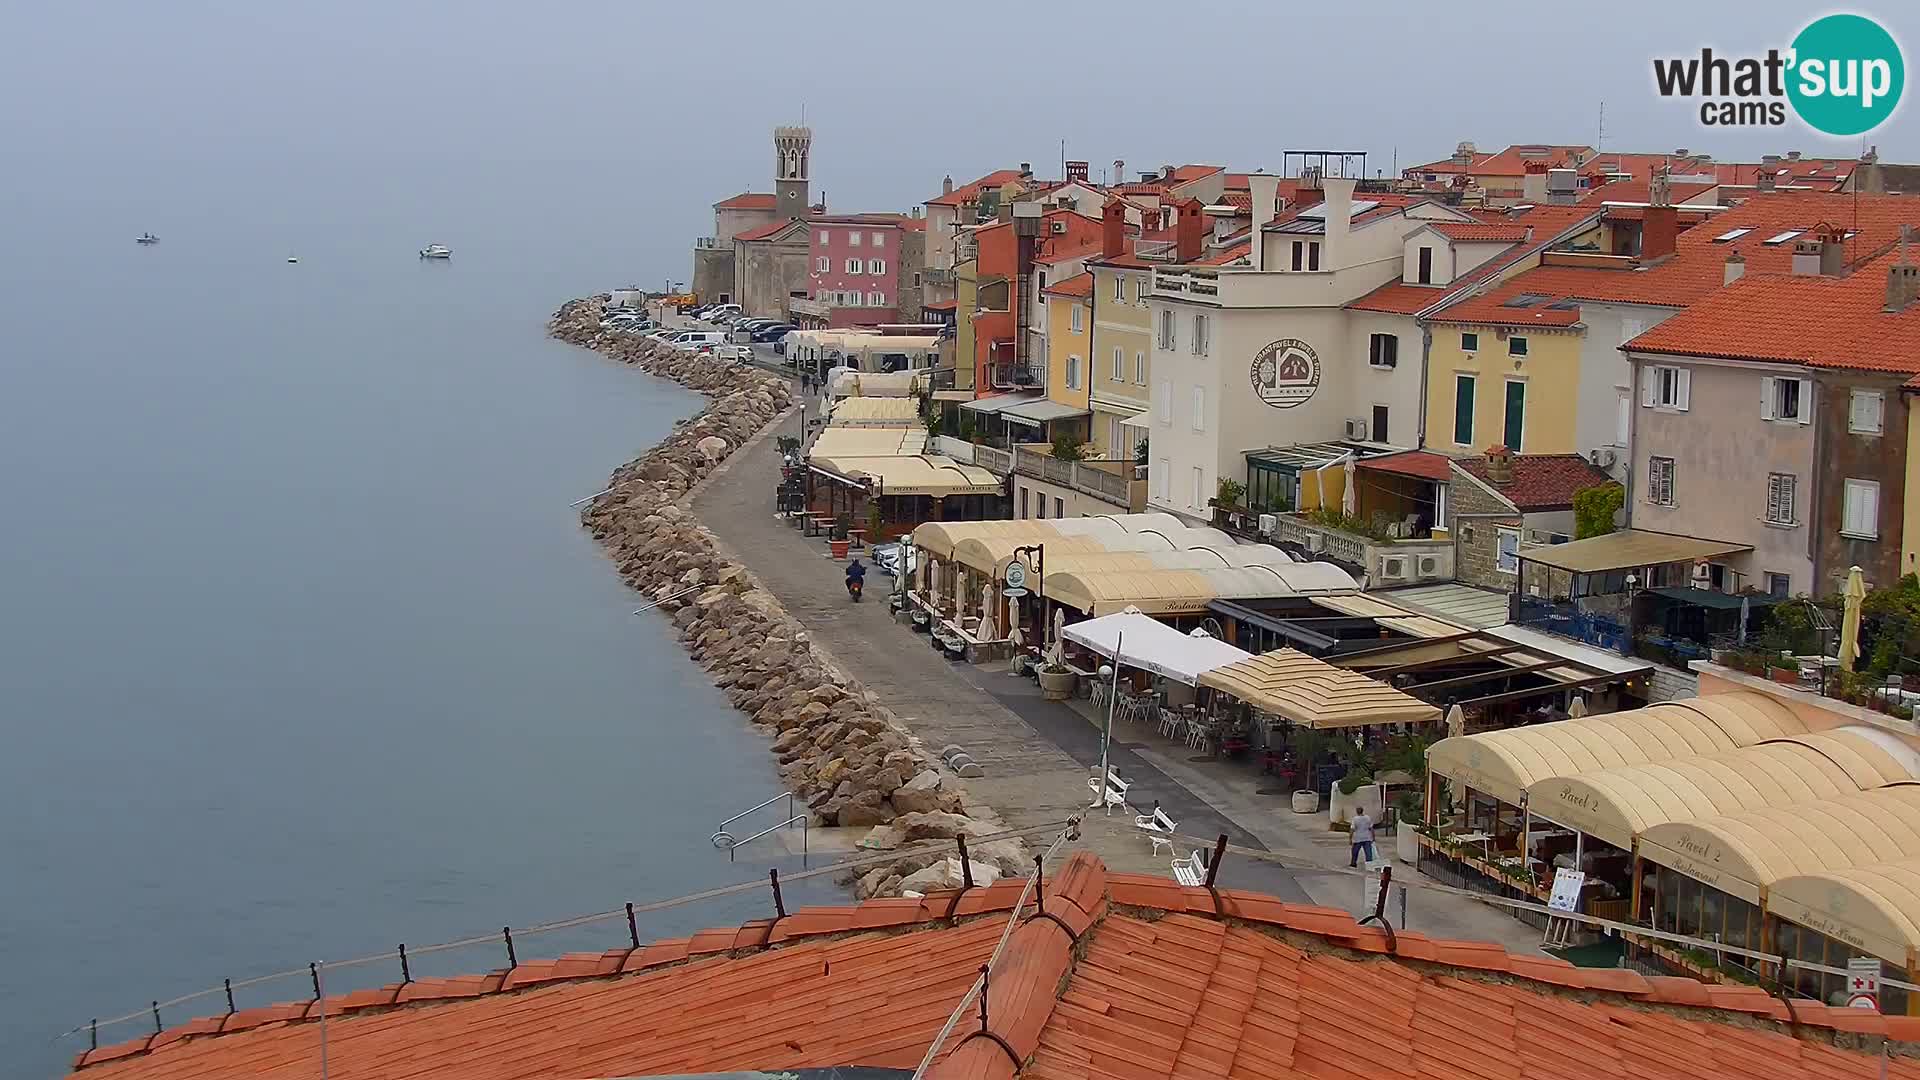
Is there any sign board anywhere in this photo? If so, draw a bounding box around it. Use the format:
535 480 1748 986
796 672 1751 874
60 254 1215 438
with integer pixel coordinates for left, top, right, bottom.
1001 560 1029 599
1547 868 1586 914
1847 956 1881 1011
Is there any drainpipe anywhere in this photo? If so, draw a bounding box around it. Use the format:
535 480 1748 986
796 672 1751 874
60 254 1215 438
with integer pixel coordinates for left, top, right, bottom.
1416 324 1433 448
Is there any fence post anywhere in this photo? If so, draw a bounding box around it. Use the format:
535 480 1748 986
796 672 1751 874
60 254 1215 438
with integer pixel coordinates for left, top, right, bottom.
1204 834 1229 888
151 1002 161 1035
398 944 411 984
956 835 974 889
769 868 787 919
626 902 640 949
503 927 517 969
309 963 321 1000
224 978 234 1014
89 1020 97 1052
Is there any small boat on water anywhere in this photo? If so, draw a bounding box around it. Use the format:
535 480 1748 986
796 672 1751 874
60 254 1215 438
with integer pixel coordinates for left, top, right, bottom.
419 244 452 260
286 255 299 264
135 233 158 245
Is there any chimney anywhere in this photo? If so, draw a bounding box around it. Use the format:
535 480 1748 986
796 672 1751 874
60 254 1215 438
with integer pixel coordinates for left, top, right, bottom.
1102 197 1127 259
1161 163 1175 181
1792 238 1824 275
1787 149 1802 161
1762 153 1782 168
1820 226 1846 275
1065 160 1088 183
1484 444 1514 486
942 175 954 196
1861 146 1885 194
1453 141 1476 166
1674 147 1690 157
960 197 978 225
1112 159 1125 185
998 184 1018 224
1887 227 1920 312
1757 169 1777 193
1521 161 1549 204
1247 173 1282 270
1019 162 1033 179
1724 250 1747 285
1641 168 1678 260
1321 178 1356 270
1175 198 1205 263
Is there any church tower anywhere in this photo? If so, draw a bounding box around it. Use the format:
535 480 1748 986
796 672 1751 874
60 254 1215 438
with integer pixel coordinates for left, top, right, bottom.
774 126 812 219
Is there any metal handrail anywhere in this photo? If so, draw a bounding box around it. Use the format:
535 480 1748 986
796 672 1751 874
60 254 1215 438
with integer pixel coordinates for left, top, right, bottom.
731 814 808 852
714 792 796 832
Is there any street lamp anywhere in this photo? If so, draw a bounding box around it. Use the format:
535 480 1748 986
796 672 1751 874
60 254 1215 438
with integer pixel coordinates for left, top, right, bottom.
1012 543 1046 650
1093 661 1118 812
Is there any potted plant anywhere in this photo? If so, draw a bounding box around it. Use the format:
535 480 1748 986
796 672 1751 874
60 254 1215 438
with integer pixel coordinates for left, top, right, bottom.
1392 791 1423 864
1036 660 1077 701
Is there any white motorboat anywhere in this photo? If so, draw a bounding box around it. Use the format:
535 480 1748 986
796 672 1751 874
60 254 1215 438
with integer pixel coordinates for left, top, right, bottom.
419 244 452 259
135 233 158 244
286 255 299 264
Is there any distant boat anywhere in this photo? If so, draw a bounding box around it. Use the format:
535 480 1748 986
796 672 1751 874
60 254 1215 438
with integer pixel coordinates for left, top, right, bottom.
135 233 158 245
419 244 452 260
286 255 299 264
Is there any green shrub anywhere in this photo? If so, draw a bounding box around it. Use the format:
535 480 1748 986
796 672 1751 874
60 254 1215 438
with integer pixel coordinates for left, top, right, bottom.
1573 483 1624 539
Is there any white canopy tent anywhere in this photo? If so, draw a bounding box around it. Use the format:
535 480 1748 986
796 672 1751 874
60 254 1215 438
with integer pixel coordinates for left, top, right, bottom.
1061 610 1252 686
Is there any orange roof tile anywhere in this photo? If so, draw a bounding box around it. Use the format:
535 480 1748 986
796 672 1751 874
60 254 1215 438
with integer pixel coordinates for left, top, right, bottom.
1432 222 1532 243
1170 164 1224 183
1626 253 1920 371
1455 452 1614 511
1034 240 1104 266
930 169 1027 207
1347 281 1454 316
1044 271 1093 298
734 218 806 243
1580 177 1719 205
1358 450 1454 482
67 855 1920 1080
715 192 776 210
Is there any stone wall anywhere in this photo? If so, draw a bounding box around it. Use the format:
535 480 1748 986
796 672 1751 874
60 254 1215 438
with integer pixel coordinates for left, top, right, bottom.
1447 475 1521 590
736 239 811 320
547 297 1030 896
896 229 926 321
691 247 736 306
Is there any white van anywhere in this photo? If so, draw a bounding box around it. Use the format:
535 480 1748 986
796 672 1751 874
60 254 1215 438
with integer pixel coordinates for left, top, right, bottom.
671 331 729 352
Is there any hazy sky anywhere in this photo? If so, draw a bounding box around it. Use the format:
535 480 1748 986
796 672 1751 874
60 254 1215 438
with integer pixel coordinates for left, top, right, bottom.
3 2 1911 278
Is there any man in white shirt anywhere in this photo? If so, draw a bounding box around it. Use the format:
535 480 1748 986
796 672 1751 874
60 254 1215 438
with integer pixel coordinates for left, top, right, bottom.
1348 808 1376 867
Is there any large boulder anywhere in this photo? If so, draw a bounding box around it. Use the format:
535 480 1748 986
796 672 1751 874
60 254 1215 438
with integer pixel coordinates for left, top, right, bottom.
890 770 945 814
836 791 892 828
898 857 1000 894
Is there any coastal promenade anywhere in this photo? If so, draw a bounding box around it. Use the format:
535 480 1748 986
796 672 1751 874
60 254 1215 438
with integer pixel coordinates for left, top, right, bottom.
691 373 1546 952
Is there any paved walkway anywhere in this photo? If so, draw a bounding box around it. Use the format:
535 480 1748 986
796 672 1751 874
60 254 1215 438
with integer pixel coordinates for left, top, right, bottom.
683 355 1543 953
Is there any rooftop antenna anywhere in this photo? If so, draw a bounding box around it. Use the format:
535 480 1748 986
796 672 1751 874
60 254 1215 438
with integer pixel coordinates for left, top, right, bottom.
1597 101 1606 153
1059 138 1066 183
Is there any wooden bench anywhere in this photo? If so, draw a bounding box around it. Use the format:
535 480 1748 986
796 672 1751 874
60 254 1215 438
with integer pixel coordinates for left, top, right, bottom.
1135 806 1177 857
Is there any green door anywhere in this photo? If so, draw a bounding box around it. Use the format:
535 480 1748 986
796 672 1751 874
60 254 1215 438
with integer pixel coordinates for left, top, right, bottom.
1503 380 1526 450
1453 375 1475 446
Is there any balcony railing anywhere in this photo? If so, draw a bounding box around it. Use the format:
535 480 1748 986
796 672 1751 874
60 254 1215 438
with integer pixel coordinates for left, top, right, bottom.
1151 267 1221 298
923 267 954 287
989 360 1042 390
1512 595 1631 654
971 444 1012 475
1254 512 1453 587
694 236 719 250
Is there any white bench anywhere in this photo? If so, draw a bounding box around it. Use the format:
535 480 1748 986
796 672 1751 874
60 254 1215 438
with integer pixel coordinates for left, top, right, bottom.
1087 767 1130 814
1171 850 1206 887
1135 806 1177 857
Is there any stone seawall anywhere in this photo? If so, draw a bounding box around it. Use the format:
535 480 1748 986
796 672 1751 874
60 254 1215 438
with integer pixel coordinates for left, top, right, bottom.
547 297 1030 896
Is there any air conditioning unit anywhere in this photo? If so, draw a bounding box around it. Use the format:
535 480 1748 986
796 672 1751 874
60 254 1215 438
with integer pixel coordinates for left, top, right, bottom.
1417 556 1441 578
1344 418 1370 440
1587 447 1618 468
1379 555 1408 582
1050 220 1068 235
1303 533 1323 553
1258 513 1277 537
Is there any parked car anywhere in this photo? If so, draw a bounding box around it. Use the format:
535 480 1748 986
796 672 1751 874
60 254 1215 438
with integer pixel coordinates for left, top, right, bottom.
871 542 917 579
671 331 729 351
753 324 794 343
713 344 752 362
703 303 744 322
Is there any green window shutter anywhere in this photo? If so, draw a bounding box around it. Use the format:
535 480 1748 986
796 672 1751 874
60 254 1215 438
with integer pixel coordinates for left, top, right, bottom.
1504 381 1526 451
1453 376 1475 445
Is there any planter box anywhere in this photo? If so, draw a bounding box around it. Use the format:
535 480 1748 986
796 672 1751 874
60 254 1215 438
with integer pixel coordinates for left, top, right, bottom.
1038 669 1077 701
1291 790 1320 814
1396 825 1420 864
1768 666 1800 685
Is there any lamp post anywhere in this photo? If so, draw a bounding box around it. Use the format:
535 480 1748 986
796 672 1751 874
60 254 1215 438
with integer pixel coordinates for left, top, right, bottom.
1012 542 1046 648
1094 660 1118 811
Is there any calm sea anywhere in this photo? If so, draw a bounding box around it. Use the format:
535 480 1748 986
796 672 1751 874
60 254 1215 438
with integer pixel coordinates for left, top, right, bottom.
0 157 826 1076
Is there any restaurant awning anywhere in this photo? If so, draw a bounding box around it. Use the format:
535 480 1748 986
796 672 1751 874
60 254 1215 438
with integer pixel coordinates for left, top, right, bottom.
810 455 1002 497
829 397 922 425
1642 586 1786 611
1001 398 1091 424
809 426 928 457
1045 564 1358 616
1770 855 1920 967
1062 610 1252 685
1423 691 1804 805
1514 529 1752 574
1525 727 1920 853
1637 782 1920 906
1199 649 1442 729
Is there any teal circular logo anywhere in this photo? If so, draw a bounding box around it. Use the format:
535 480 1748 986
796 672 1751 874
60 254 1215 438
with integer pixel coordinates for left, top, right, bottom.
1788 14 1904 136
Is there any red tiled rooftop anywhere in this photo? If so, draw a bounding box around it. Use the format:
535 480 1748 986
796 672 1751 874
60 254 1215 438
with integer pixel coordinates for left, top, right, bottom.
1358 450 1454 482
929 169 1027 207
1044 271 1093 298
1034 240 1104 266
1347 281 1453 316
715 192 776 210
1626 253 1920 372
1456 452 1614 511
67 854 1920 1080
1580 177 1719 205
733 218 806 243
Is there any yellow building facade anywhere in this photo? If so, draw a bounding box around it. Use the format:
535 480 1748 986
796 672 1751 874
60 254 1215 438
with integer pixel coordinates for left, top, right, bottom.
1086 260 1154 459
1423 324 1584 455
1042 278 1093 449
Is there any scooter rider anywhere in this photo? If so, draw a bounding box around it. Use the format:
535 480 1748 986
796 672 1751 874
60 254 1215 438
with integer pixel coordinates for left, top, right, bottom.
845 557 867 599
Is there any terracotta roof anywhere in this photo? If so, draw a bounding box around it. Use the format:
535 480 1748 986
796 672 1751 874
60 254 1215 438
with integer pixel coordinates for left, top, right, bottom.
1580 177 1719 205
1034 240 1104 266
715 192 776 210
1456 453 1614 511
1470 144 1593 178
1044 271 1093 298
1436 192 1920 321
1347 281 1454 315
1432 222 1533 243
734 218 805 243
1219 191 1253 210
1357 450 1454 482
1197 241 1251 266
929 169 1027 207
1262 194 1427 233
67 854 1920 1080
1626 254 1920 371
1170 163 1224 183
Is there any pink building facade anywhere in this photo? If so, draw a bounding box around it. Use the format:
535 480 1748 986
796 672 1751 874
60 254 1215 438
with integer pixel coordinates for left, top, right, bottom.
808 217 904 326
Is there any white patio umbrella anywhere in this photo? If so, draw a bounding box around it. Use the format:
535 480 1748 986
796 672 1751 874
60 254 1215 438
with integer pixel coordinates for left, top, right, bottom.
1567 696 1588 718
1840 565 1868 672
1342 455 1358 519
1445 704 1465 740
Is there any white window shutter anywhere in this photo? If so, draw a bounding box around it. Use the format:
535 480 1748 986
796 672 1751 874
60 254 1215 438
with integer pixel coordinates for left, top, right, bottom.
1797 379 1813 424
1676 369 1691 411
1760 376 1775 420
1641 368 1656 408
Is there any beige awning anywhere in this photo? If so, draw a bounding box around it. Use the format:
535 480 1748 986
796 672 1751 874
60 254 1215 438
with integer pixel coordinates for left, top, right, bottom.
829 397 922 425
1424 691 1804 805
1514 529 1752 574
1043 564 1357 616
809 426 928 457
1770 856 1920 967
1199 649 1441 729
1638 782 1920 906
811 455 1002 497
1312 593 1470 640
1526 727 1920 854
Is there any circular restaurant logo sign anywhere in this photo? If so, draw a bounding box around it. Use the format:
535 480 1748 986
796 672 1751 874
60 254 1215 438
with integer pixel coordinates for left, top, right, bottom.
1250 338 1321 409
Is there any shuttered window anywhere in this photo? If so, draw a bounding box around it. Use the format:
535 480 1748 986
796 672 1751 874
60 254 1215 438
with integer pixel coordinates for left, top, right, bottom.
1765 473 1797 525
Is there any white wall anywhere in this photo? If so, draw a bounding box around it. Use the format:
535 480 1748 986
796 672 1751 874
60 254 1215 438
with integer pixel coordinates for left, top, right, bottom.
1575 301 1683 477
1342 312 1430 448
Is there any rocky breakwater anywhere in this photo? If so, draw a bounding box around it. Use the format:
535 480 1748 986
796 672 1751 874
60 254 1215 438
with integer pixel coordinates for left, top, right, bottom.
547 297 1031 897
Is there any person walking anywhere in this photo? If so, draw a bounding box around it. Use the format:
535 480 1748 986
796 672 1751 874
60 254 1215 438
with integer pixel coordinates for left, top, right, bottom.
1348 808 1376 867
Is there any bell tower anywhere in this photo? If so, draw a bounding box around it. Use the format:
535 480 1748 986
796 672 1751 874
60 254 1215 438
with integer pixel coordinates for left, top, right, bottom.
774 126 812 219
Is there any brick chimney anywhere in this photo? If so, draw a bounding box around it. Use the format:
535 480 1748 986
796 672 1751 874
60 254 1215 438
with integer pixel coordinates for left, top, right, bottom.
1642 168 1678 260
1175 198 1205 263
1102 197 1127 259
942 175 954 196
1887 226 1920 313
1724 250 1747 285
1066 160 1089 183
1484 444 1514 486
